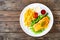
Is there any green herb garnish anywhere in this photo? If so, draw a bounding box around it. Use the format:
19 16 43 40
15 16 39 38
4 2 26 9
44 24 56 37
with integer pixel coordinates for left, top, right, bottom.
30 13 48 27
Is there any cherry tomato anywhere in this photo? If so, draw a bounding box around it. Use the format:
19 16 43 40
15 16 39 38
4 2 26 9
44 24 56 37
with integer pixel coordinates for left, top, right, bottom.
33 12 38 18
41 9 46 15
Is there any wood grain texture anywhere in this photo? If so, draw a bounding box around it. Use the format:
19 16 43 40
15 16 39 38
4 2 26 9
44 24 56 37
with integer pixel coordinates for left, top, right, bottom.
0 33 60 40
16 0 60 11
0 0 60 40
0 11 20 17
0 21 60 33
0 11 20 21
0 21 23 33
0 11 60 21
6 33 60 40
0 0 59 11
0 11 59 33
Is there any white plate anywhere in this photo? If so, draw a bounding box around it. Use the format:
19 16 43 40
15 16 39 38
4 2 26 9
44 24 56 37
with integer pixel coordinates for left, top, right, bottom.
20 3 54 37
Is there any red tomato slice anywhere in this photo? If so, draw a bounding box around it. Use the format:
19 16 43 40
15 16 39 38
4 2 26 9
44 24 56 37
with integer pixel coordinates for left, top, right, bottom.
33 12 38 18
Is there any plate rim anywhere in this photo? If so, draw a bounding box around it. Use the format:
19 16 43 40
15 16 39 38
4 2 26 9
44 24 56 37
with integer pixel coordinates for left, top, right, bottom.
19 3 54 37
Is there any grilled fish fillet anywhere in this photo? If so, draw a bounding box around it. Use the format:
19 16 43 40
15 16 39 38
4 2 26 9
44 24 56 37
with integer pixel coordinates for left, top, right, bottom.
33 16 49 32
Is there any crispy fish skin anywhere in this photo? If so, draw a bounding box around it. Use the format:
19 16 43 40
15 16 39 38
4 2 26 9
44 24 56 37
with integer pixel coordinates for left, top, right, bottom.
33 16 50 32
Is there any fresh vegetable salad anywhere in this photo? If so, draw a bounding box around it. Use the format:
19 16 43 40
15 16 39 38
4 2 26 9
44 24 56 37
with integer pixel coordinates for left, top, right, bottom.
24 8 50 34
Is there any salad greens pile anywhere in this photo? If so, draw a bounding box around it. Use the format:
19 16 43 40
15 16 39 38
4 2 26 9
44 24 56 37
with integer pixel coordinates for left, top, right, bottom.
30 13 49 34
30 13 48 27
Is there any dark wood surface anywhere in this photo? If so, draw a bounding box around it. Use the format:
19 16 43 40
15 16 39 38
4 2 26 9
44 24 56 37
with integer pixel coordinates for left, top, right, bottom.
0 0 60 40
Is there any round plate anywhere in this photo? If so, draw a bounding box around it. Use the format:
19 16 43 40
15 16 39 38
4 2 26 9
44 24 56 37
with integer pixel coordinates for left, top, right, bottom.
20 3 54 37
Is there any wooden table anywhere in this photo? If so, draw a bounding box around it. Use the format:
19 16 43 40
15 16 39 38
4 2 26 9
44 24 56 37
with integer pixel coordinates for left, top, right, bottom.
0 0 60 40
